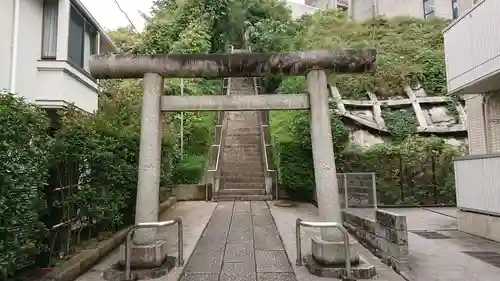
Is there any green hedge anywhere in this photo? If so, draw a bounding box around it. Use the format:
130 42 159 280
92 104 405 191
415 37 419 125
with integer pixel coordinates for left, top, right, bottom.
51 95 177 233
272 107 464 204
0 93 51 279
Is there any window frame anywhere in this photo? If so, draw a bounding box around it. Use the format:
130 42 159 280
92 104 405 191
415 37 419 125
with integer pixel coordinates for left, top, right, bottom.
423 0 435 19
41 0 59 60
452 0 458 19
67 3 98 72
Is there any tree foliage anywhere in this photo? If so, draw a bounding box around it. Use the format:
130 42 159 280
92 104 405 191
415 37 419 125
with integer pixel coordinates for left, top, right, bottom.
249 10 450 98
254 10 463 204
0 93 51 279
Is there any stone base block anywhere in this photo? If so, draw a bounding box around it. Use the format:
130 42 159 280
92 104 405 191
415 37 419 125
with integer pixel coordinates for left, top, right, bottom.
311 236 360 265
103 256 176 281
119 239 169 269
304 255 377 279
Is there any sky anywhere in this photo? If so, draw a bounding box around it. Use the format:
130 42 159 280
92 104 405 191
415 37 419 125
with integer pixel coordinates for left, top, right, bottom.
80 0 155 31
80 0 303 31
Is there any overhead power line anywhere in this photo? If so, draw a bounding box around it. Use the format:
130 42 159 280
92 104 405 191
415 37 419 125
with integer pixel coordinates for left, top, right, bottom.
112 0 140 34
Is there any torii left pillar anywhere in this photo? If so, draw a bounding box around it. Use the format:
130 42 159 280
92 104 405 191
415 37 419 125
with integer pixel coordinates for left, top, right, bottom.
119 73 167 268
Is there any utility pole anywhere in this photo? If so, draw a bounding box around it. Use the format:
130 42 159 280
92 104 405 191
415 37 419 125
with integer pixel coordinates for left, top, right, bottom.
180 78 184 160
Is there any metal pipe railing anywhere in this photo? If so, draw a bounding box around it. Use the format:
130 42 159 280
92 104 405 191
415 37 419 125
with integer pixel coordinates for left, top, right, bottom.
204 47 234 200
125 219 184 280
247 48 278 198
295 218 353 280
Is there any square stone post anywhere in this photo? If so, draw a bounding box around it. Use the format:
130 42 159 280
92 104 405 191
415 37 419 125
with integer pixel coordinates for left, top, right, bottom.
119 72 169 268
306 69 359 265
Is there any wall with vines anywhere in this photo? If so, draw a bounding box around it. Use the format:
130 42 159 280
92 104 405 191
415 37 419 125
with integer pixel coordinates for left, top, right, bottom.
248 10 465 204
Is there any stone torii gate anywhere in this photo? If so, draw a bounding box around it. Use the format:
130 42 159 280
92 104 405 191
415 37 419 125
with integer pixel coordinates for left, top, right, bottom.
89 49 376 270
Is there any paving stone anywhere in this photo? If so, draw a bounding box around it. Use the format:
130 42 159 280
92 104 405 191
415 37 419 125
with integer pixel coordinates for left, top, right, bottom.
254 237 283 251
220 262 256 281
256 273 297 281
184 252 223 273
255 250 293 273
227 229 254 243
179 273 220 281
234 201 251 213
224 242 255 262
182 200 297 280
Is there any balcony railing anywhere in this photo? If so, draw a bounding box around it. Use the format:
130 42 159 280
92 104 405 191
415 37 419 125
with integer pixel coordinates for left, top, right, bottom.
443 0 500 94
454 153 500 216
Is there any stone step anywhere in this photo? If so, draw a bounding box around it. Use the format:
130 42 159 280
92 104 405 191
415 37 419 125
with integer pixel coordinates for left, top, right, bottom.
223 149 262 154
223 155 262 162
222 168 264 175
223 152 262 158
223 176 264 183
227 128 261 133
226 117 259 122
224 144 260 148
229 91 254 95
225 132 261 137
218 188 265 195
224 142 261 147
224 136 261 142
222 170 264 177
222 163 263 171
223 182 264 189
215 194 272 201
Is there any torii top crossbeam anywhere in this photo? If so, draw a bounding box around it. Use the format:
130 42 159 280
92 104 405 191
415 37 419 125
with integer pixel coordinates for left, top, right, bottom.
89 49 377 79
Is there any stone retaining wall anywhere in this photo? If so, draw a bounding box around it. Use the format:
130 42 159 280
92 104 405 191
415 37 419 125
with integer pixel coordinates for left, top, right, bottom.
342 209 409 274
169 184 210 201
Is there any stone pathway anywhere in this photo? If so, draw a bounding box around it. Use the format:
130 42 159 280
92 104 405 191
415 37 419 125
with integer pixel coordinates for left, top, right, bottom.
345 207 500 281
179 201 296 281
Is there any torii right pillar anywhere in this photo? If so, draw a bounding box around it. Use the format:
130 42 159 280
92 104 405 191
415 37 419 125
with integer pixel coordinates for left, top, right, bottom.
306 69 359 265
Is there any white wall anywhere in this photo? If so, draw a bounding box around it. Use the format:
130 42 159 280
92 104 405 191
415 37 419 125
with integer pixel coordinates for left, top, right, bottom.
286 1 321 18
36 60 99 113
0 0 102 113
0 0 44 102
0 1 14 92
351 0 453 21
444 0 500 95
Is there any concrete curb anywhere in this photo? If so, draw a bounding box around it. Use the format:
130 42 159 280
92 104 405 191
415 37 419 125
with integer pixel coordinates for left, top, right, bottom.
41 196 178 281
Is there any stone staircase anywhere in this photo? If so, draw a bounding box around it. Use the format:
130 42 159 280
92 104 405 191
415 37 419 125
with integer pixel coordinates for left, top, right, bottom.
215 77 272 201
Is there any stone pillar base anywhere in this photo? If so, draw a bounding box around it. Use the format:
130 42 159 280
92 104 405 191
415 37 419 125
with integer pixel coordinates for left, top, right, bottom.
311 236 360 265
119 239 169 269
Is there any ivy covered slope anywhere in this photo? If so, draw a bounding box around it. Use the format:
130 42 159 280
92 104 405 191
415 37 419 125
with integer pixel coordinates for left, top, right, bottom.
249 10 464 204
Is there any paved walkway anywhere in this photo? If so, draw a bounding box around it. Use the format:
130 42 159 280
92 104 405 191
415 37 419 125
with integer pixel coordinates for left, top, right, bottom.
269 203 406 281
179 201 296 281
348 207 500 281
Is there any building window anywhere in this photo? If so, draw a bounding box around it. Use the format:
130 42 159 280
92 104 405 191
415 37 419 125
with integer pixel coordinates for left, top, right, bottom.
68 4 97 72
452 0 458 19
41 0 58 59
423 0 435 18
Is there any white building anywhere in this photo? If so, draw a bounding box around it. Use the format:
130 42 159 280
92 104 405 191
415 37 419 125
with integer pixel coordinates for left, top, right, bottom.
1 0 117 114
350 0 457 21
286 0 348 19
444 0 500 242
286 0 458 21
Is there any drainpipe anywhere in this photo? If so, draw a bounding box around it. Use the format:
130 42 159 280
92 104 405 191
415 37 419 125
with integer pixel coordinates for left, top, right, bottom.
347 0 353 20
10 0 20 93
372 0 377 19
482 93 492 153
